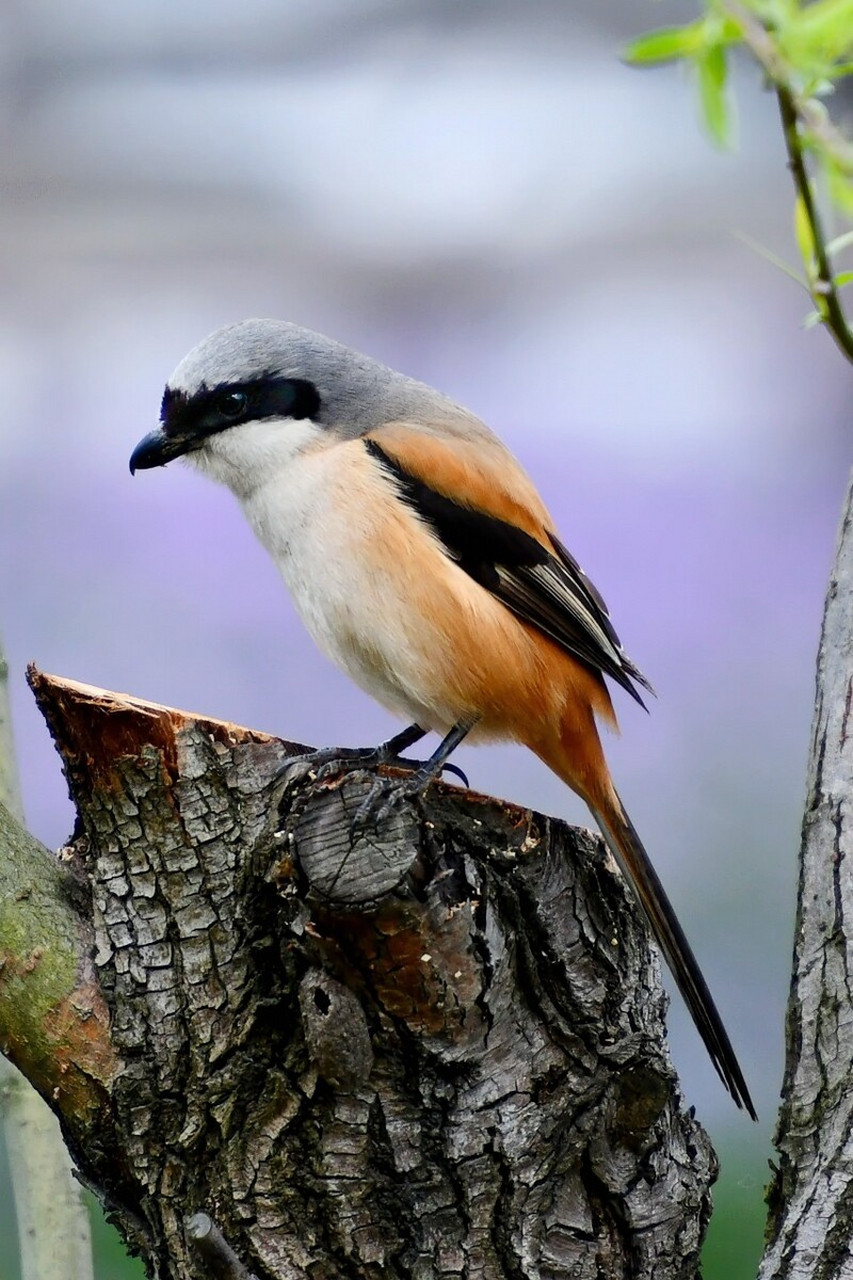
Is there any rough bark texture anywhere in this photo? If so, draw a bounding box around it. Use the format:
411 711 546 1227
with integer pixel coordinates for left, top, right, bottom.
761 472 853 1280
6 668 717 1280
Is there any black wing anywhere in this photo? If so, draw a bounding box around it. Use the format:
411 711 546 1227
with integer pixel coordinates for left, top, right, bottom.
365 439 652 707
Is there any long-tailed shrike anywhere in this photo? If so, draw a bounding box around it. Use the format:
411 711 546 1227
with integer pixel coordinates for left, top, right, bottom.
130 318 755 1118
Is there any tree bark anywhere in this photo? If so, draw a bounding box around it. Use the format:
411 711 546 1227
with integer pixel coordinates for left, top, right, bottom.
0 667 719 1280
761 471 853 1279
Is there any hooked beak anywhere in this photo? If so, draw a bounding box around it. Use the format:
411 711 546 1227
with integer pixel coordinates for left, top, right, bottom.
129 428 196 474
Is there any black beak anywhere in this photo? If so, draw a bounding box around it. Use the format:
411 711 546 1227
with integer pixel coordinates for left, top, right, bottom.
129 428 195 474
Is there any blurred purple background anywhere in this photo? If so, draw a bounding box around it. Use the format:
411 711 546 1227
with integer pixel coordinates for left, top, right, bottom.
1 0 849 1264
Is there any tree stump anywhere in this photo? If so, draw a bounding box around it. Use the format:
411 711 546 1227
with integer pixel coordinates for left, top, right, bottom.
0 668 717 1280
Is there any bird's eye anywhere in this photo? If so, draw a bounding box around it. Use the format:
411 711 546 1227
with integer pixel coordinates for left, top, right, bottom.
216 390 249 420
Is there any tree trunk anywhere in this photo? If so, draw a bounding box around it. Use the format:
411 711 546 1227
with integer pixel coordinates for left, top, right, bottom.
760 471 853 1279
0 668 718 1280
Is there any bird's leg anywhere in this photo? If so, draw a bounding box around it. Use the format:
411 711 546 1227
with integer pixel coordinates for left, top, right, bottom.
352 719 476 833
377 722 429 759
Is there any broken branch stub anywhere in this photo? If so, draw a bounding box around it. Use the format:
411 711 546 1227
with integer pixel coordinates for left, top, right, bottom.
24 668 715 1280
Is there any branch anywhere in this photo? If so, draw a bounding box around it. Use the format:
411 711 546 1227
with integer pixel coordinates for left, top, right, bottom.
0 637 96 1280
720 0 853 365
760 470 853 1279
0 796 116 1126
4 667 719 1279
719 0 853 175
186 1214 259 1280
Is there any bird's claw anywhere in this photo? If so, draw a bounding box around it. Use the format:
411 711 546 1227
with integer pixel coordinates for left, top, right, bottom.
350 774 424 839
278 747 467 790
273 737 469 840
439 761 469 787
273 745 380 789
313 754 374 784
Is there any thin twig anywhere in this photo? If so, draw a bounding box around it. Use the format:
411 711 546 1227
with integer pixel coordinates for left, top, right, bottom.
719 0 853 365
719 0 853 173
186 1213 261 1280
777 85 853 364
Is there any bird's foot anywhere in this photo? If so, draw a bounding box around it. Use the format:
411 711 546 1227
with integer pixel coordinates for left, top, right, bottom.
301 744 389 781
273 724 425 789
316 754 468 787
349 718 476 838
274 725 468 790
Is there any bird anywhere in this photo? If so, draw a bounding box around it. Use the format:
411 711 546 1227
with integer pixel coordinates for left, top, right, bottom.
129 317 755 1118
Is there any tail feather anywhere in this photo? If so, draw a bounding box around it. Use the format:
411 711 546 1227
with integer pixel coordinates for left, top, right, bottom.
590 791 757 1120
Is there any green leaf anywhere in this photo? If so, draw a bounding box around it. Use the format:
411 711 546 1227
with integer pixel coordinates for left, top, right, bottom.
803 307 825 328
697 41 731 145
786 0 853 65
623 24 703 65
834 270 853 287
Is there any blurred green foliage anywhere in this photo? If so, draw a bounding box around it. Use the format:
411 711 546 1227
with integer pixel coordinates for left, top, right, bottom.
87 1193 145 1280
702 1136 770 1280
627 0 853 363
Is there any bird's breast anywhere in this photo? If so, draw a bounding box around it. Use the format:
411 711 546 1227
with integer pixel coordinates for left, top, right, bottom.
238 439 572 740
239 443 447 723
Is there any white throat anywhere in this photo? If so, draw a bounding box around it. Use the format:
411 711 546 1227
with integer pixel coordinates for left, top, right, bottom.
185 416 326 501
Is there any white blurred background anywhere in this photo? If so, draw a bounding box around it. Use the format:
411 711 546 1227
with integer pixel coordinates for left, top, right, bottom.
2 2 850 1274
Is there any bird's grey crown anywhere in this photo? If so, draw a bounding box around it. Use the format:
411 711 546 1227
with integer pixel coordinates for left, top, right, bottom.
167 318 480 441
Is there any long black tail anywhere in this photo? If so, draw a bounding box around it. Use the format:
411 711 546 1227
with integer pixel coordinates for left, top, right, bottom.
590 790 756 1119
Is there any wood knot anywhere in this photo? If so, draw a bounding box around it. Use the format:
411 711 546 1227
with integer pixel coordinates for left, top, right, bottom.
286 770 422 906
